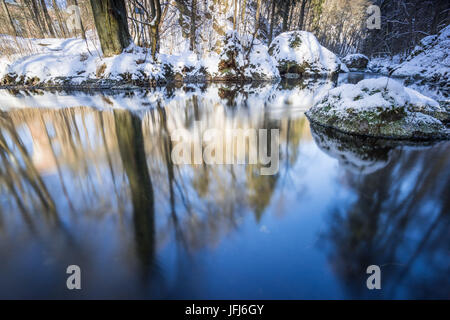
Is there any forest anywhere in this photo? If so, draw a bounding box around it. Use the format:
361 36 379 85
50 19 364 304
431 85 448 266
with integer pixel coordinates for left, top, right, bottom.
0 0 448 59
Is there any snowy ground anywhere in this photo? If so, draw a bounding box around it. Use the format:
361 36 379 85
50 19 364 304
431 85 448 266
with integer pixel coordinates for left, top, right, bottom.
368 25 449 93
0 33 223 85
0 30 284 86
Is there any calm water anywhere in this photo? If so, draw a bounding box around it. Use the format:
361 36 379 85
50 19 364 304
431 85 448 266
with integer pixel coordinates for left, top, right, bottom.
0 77 449 299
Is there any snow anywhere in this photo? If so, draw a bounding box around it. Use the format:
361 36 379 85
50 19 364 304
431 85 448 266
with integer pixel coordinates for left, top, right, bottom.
391 25 450 83
0 31 279 85
245 42 280 80
216 31 279 80
367 25 450 87
343 53 368 62
314 77 441 113
367 55 400 74
269 31 341 76
340 62 349 73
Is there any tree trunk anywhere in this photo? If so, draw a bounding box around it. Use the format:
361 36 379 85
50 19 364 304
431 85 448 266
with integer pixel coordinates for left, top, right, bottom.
90 0 131 57
254 0 261 34
189 0 197 52
39 0 55 37
148 0 162 60
114 110 155 276
269 0 276 43
26 0 45 37
1 0 18 37
298 0 307 30
69 0 87 40
233 0 238 31
241 0 247 25
431 0 447 34
282 0 291 32
52 0 68 38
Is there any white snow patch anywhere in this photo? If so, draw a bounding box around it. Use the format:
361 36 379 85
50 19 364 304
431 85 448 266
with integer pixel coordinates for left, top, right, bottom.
315 77 440 113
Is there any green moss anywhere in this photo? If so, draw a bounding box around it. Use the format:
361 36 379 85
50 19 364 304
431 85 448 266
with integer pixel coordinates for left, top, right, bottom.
307 103 448 140
277 59 313 75
289 33 303 48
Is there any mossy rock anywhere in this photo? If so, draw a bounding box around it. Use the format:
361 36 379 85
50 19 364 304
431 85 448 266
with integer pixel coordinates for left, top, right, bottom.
269 31 341 78
307 78 450 140
342 54 369 70
1 73 18 85
307 104 449 140
277 59 315 75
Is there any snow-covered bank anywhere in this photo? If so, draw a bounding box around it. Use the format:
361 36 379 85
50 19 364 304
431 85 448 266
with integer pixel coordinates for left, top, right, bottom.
0 31 283 87
368 25 450 91
0 29 352 88
306 77 449 140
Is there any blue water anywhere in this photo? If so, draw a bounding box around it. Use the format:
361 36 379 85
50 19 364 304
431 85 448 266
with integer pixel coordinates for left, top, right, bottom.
0 78 448 299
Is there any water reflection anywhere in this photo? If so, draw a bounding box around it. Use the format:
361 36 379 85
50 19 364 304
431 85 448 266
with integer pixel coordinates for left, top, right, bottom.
311 125 450 299
0 80 448 299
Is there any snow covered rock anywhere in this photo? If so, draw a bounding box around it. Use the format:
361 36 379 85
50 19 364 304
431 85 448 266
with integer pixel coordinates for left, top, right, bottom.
342 53 369 70
216 31 279 81
306 77 449 140
268 31 341 78
391 25 450 87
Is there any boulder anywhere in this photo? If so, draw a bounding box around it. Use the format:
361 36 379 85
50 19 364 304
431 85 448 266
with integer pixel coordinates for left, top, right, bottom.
306 77 449 140
268 31 341 78
342 53 369 70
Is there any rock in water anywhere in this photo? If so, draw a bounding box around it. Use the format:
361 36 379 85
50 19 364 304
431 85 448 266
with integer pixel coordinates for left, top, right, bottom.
306 77 449 140
268 31 341 78
342 54 369 70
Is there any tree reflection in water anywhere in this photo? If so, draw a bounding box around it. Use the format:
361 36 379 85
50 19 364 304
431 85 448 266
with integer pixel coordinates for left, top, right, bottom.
0 81 448 299
311 125 450 299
